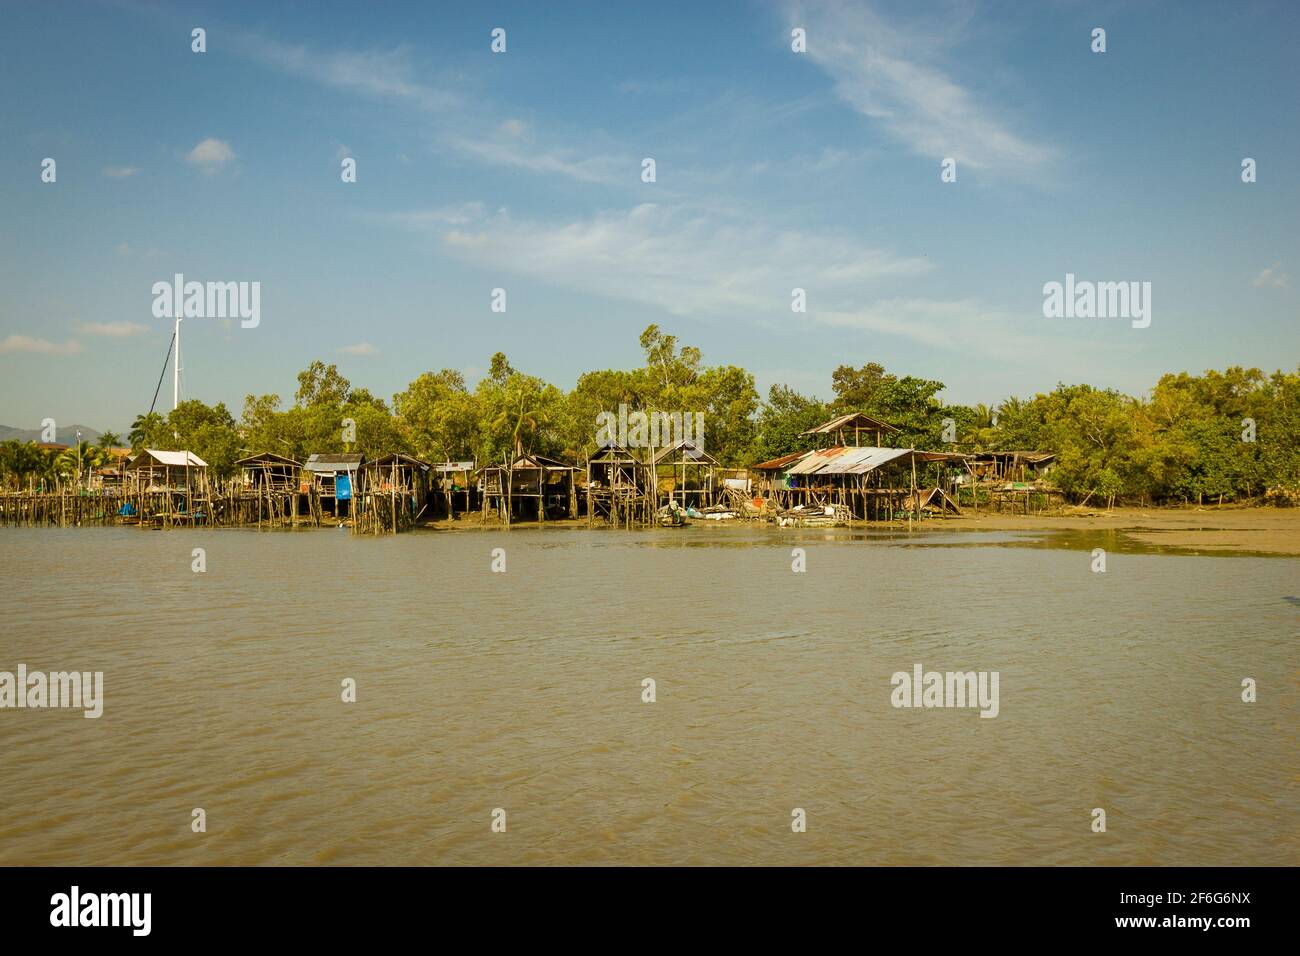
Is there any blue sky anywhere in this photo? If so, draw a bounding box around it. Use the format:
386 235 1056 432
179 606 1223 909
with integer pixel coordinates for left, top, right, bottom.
1 0 1296 433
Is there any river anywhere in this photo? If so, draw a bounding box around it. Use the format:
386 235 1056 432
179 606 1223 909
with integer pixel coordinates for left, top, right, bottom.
1 524 1295 865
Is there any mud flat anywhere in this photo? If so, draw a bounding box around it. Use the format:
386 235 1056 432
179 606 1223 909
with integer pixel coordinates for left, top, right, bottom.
945 506 1300 555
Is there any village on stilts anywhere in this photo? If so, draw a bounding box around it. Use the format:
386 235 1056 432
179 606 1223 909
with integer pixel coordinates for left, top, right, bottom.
0 407 1063 534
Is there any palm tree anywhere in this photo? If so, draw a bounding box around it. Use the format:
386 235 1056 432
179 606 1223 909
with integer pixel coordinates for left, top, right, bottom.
129 413 164 450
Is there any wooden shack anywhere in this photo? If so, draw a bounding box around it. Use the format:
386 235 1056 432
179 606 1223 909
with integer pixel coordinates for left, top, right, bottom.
801 412 900 448
430 460 476 518
968 451 1057 483
236 452 300 492
479 452 578 524
354 453 431 534
303 452 364 519
755 446 967 521
233 452 301 525
652 439 718 510
124 449 211 525
586 443 651 527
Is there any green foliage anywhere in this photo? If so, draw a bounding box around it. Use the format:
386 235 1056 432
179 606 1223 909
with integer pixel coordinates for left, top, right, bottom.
750 385 828 463
103 342 1297 504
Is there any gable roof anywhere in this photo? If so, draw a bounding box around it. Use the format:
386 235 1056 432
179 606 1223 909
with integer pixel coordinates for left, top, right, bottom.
512 453 577 470
236 452 300 467
751 451 810 471
651 438 719 466
589 443 642 463
364 453 431 470
304 453 365 472
801 412 900 435
129 449 208 469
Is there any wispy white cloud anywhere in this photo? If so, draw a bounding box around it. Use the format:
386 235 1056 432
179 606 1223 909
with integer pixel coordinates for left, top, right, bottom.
447 132 628 186
101 165 140 178
428 202 930 315
1251 265 1289 288
784 0 1055 175
375 202 487 228
337 342 378 356
0 335 82 355
238 35 459 112
813 297 1126 367
186 137 236 172
75 321 149 338
232 29 628 187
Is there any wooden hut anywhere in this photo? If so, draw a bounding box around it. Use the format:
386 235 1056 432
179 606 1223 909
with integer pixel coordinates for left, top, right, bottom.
652 439 718 510
354 453 431 534
430 460 476 518
236 452 300 492
303 452 364 519
233 452 301 525
88 447 132 494
586 443 652 527
124 449 210 525
801 412 900 448
967 451 1057 484
479 452 578 524
126 449 209 493
754 446 967 521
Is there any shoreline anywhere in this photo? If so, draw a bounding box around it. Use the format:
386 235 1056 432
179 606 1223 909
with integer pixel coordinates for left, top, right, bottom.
6 503 1299 556
363 504 1300 556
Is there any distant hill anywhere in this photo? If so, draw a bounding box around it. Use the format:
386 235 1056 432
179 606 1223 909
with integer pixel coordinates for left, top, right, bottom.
0 424 105 445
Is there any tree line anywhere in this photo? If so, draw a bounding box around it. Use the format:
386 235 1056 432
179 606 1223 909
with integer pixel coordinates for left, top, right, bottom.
3 324 1298 506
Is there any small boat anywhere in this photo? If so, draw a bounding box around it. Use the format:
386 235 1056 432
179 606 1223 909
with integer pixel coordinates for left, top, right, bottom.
657 502 687 527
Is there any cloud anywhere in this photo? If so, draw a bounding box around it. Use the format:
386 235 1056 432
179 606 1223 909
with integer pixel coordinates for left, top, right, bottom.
233 28 626 187
76 321 149 338
238 35 459 112
812 297 1127 367
430 202 931 315
101 165 140 178
1251 265 1289 288
186 137 236 172
376 202 486 228
337 342 378 355
447 133 627 186
0 335 83 355
498 118 528 139
784 0 1055 175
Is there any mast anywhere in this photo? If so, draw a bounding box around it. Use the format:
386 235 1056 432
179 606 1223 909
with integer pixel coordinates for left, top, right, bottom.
173 316 182 409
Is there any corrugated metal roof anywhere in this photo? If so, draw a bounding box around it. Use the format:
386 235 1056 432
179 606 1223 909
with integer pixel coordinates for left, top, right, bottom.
781 446 961 476
786 446 851 475
751 451 809 471
817 447 912 474
304 453 364 472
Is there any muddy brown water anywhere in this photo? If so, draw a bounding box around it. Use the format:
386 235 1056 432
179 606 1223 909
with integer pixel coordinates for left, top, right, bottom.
1 524 1295 865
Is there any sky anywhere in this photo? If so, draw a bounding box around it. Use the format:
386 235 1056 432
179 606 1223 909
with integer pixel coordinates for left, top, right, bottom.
1 0 1296 434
